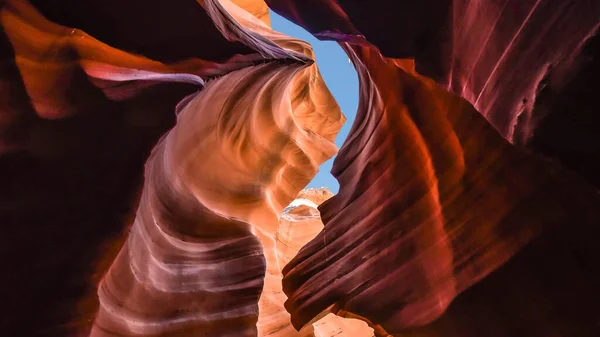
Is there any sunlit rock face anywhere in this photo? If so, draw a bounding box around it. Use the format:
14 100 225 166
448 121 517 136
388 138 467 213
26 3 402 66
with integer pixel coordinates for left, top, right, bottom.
282 43 600 336
91 1 347 336
0 0 341 335
1 0 599 337
276 188 334 269
232 0 271 26
0 0 263 335
266 0 600 188
267 1 600 336
276 188 375 337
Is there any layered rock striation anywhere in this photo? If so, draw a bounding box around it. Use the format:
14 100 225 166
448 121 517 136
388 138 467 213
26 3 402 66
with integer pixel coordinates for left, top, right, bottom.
267 0 600 187
276 188 375 337
1 0 599 337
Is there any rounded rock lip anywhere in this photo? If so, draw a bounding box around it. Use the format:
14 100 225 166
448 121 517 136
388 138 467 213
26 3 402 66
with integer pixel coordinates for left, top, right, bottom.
280 187 333 221
296 187 335 205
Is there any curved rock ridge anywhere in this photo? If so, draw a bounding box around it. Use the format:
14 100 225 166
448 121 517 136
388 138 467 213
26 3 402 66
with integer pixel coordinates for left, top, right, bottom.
231 0 272 26
92 59 343 336
206 2 350 335
0 0 264 335
266 0 599 139
266 0 600 187
2 0 600 336
92 1 346 336
277 189 332 271
281 43 600 336
1 0 342 335
0 0 264 138
276 188 375 337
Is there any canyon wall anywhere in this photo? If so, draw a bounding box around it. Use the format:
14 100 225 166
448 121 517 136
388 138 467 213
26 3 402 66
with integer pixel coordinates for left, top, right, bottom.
1 0 599 337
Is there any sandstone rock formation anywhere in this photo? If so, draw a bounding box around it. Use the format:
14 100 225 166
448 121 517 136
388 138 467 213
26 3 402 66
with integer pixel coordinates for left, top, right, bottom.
282 43 600 336
0 0 262 335
276 188 334 269
276 188 374 337
267 0 600 187
1 0 599 337
1 0 342 335
90 1 347 336
90 60 336 335
268 1 600 336
232 0 271 26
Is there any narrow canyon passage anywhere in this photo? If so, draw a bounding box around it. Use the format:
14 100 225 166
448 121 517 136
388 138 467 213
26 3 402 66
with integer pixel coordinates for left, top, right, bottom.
270 10 359 194
1 1 599 337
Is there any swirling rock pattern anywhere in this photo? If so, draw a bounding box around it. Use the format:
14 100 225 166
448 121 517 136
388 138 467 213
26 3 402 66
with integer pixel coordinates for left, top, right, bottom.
1 0 341 335
267 1 600 336
92 1 348 336
267 0 600 187
276 188 375 337
0 0 263 335
232 0 271 26
276 188 334 270
1 0 600 336
92 55 343 335
282 42 600 336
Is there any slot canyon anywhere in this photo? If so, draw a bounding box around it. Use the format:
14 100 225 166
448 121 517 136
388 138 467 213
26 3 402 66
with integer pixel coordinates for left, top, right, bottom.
1 0 599 336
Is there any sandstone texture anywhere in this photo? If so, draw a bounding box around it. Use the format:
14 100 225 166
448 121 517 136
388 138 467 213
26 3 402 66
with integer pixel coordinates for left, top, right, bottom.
1 0 599 337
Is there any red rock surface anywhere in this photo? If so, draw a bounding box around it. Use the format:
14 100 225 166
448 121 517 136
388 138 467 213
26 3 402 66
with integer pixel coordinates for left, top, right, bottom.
267 0 600 187
276 188 374 337
90 1 346 336
282 43 600 337
1 0 599 336
0 0 259 335
91 56 342 335
266 1 600 336
276 189 332 271
1 0 333 335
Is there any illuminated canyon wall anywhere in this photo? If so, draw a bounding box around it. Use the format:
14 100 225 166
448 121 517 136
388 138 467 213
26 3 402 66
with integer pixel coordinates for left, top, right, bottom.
1 0 599 337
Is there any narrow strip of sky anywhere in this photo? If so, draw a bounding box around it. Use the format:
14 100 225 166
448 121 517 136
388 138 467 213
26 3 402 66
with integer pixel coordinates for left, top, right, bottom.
269 10 359 194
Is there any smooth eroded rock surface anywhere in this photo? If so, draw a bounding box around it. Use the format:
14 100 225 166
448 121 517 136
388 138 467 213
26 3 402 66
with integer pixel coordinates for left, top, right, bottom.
1 0 599 336
277 188 374 337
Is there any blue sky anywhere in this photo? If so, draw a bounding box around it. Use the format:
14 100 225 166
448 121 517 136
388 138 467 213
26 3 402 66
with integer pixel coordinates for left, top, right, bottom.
270 11 359 194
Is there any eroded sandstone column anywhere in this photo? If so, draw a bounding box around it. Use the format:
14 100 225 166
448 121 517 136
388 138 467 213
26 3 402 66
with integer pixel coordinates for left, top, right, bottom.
276 188 375 337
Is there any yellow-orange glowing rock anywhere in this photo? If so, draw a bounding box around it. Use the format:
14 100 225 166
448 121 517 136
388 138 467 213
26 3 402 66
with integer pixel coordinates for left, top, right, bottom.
275 188 375 337
276 188 333 269
231 0 271 26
